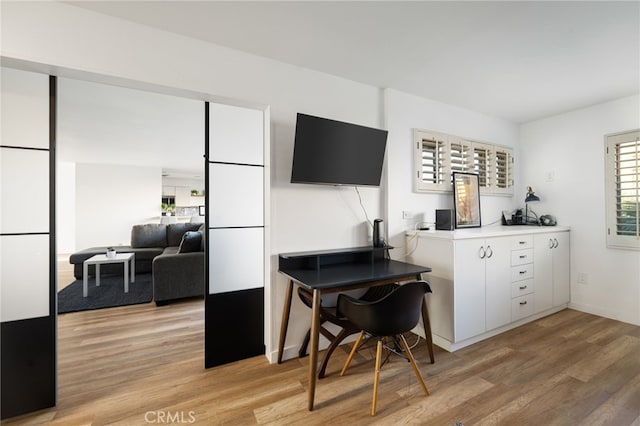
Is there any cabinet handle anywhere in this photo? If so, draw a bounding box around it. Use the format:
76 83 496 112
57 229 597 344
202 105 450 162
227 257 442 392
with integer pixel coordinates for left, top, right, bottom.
519 241 526 245
519 255 527 259
519 301 528 305
519 270 526 275
549 238 554 249
553 238 559 248
486 246 493 258
519 285 527 290
479 246 486 259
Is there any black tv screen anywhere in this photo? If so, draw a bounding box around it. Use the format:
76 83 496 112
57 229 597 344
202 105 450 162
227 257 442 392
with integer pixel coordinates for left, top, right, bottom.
291 113 388 186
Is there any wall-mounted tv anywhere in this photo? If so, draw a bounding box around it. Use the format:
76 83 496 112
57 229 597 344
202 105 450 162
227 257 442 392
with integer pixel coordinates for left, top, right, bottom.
290 113 388 187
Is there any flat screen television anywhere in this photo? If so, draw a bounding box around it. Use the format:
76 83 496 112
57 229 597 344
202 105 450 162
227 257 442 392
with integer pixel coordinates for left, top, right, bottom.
291 113 388 187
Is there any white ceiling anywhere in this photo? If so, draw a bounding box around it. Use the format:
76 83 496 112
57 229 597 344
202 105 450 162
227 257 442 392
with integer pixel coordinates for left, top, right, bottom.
70 1 639 124
57 77 204 177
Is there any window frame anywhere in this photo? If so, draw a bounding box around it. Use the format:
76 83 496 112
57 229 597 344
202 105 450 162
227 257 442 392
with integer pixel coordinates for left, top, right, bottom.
605 129 640 250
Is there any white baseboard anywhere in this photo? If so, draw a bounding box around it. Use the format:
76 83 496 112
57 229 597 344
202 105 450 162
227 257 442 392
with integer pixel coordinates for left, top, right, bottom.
569 302 639 326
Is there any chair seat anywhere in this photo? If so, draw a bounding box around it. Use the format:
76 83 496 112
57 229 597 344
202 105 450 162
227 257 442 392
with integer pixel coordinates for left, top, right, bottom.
297 283 399 378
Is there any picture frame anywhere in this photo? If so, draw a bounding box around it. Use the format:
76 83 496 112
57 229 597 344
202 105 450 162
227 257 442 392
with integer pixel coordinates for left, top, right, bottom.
453 172 481 228
199 205 205 216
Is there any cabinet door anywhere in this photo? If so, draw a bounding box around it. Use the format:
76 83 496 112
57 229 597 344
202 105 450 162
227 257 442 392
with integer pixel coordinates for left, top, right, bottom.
485 237 512 330
454 240 486 341
175 186 191 207
534 234 553 313
552 232 571 306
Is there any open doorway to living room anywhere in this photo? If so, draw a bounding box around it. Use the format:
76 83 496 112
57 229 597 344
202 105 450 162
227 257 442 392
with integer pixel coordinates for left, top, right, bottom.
55 78 207 397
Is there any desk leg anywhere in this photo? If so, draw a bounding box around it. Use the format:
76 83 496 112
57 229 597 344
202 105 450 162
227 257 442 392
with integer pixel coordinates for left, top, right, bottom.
421 296 435 364
308 289 321 411
277 280 294 364
96 264 101 287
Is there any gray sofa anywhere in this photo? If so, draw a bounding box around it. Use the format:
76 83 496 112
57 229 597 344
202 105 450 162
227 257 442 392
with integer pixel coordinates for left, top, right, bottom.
69 223 205 305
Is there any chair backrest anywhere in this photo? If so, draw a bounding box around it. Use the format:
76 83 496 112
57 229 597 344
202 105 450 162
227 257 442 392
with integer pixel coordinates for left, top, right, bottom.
337 281 430 337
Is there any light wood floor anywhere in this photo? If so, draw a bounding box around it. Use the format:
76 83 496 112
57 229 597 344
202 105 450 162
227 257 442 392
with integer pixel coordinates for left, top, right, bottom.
8 253 640 425
5 300 639 425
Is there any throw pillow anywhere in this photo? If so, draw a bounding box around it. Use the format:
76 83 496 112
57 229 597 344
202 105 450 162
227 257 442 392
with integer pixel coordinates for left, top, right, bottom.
178 231 202 253
198 223 206 251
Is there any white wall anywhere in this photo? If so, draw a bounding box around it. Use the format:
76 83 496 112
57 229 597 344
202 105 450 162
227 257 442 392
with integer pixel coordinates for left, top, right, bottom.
0 1 383 360
56 161 76 253
520 95 640 326
75 163 161 248
384 89 520 255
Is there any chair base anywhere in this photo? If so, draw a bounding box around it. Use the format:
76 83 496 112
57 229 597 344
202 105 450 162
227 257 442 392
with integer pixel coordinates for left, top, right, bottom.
341 332 429 416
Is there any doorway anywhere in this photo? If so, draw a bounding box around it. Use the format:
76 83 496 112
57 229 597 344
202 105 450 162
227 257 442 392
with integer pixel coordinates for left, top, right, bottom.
1 64 270 419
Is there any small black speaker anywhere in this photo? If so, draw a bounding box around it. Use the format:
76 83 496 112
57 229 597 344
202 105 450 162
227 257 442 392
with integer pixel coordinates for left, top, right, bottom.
436 209 454 230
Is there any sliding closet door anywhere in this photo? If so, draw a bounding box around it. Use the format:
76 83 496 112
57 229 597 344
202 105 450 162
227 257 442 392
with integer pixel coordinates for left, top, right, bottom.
0 68 56 418
205 102 267 367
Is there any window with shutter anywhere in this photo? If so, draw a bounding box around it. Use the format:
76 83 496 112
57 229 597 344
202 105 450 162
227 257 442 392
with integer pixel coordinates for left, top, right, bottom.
414 129 514 195
493 147 514 194
472 143 492 190
605 129 640 250
414 130 448 192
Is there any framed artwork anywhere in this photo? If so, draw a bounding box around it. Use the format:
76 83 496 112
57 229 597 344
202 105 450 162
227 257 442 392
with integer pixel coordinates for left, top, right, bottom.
453 172 481 228
199 205 205 216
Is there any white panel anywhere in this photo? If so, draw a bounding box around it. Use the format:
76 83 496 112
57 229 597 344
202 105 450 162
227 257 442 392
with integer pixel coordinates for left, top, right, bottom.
209 103 263 165
0 234 50 321
209 163 263 227
1 67 49 149
209 228 263 294
0 148 49 234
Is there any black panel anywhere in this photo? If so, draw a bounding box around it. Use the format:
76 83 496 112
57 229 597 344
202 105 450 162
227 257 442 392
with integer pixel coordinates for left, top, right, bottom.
1 317 56 419
205 288 265 367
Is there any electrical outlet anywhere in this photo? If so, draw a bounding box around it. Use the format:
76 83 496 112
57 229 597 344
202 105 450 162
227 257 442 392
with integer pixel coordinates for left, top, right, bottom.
577 272 589 285
402 210 413 220
546 170 555 182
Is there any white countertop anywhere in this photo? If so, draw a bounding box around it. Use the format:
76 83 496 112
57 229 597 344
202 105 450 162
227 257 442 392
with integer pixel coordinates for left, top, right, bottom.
406 224 570 240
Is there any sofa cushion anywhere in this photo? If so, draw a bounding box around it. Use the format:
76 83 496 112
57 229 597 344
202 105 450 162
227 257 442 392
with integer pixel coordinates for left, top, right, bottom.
177 231 202 253
131 224 167 248
167 223 202 247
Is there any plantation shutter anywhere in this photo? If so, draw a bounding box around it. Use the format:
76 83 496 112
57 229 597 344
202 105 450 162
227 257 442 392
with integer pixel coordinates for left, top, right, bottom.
415 131 448 191
605 130 640 250
493 147 514 194
472 143 492 190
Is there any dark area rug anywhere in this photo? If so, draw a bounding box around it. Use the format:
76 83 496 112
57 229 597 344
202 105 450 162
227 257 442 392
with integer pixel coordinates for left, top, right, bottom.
58 273 153 314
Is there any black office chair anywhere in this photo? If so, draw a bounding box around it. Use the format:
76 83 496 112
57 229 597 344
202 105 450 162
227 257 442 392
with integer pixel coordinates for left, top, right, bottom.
337 281 431 416
297 284 398 378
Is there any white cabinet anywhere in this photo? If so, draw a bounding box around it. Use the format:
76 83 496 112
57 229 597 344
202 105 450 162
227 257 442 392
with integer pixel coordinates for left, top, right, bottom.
175 186 191 207
455 237 511 336
407 226 570 352
534 232 570 311
162 185 176 196
453 239 487 340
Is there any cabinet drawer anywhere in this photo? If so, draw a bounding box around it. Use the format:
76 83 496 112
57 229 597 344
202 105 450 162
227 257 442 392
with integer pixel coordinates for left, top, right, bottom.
511 235 533 250
511 279 534 297
512 294 534 321
511 249 533 266
511 265 533 282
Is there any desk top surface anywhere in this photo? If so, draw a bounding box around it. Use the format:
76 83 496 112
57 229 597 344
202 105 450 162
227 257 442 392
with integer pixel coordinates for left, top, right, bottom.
279 259 431 291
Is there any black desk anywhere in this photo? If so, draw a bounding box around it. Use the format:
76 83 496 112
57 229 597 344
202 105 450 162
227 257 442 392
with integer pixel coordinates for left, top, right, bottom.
277 246 433 411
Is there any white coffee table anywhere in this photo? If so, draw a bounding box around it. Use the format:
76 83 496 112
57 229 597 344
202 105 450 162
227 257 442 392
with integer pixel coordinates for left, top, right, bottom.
83 253 136 298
